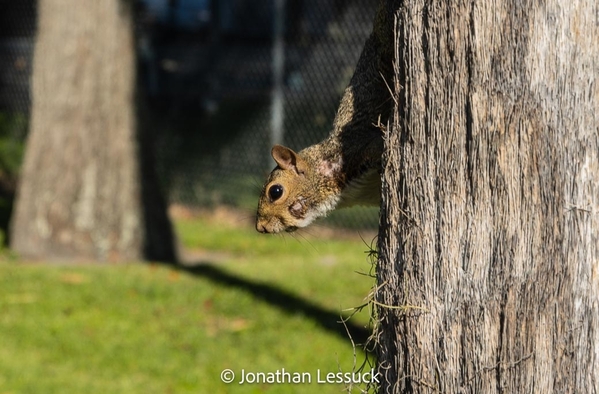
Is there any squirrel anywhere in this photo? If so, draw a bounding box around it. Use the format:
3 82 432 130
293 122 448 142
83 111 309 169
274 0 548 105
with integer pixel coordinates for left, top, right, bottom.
256 0 396 234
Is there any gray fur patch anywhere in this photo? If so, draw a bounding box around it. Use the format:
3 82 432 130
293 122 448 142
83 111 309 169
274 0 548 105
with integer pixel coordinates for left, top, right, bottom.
317 158 343 178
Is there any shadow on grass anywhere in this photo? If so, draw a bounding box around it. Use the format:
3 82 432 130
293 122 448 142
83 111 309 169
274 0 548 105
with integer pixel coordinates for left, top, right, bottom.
178 263 372 353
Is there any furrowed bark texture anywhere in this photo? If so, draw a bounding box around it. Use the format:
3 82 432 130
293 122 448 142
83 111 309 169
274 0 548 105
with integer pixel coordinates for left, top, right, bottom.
11 0 174 262
376 1 598 392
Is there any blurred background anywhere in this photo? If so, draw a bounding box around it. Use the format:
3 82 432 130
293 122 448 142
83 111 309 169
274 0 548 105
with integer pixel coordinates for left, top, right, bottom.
0 1 380 393
0 0 379 235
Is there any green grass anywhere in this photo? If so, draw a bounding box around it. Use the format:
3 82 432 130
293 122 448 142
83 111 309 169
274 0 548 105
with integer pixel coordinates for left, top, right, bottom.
0 215 377 393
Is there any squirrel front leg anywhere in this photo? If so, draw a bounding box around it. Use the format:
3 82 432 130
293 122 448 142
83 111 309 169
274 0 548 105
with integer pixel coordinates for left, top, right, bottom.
256 0 395 234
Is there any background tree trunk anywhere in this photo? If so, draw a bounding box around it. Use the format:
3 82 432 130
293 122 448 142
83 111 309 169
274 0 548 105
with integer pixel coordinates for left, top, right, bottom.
376 0 598 392
10 0 175 262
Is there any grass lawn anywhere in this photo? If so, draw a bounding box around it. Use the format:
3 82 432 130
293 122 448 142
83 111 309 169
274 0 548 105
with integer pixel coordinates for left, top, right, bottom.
0 208 378 393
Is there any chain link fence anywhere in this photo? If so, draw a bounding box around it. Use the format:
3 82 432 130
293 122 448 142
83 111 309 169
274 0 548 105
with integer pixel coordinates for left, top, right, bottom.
0 0 36 237
0 0 379 231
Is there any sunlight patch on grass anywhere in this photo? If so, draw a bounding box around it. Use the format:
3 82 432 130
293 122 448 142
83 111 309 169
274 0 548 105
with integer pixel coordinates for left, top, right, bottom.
0 215 377 393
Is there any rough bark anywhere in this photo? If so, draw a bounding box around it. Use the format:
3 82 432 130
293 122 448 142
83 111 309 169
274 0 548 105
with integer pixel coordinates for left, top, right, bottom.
10 0 175 262
376 0 598 393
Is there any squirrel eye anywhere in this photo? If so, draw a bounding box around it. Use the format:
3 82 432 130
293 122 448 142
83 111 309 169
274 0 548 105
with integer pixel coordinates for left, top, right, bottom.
268 184 284 201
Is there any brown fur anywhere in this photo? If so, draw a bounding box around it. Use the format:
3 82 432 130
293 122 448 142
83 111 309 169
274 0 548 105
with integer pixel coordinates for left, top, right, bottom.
256 1 395 233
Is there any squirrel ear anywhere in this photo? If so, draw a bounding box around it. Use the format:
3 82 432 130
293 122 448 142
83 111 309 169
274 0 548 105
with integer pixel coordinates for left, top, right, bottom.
271 145 305 174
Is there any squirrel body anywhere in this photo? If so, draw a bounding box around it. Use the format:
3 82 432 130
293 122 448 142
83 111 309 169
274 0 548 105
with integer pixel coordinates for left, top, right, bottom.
255 1 395 234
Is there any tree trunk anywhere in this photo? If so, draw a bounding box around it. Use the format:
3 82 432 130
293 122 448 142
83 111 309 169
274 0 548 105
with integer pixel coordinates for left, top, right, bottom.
10 0 175 262
376 0 598 392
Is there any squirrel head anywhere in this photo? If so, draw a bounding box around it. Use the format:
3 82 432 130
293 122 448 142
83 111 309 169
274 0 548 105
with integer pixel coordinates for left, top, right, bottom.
255 145 341 234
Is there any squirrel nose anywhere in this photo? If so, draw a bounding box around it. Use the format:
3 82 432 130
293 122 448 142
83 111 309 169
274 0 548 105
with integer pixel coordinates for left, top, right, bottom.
256 221 268 233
